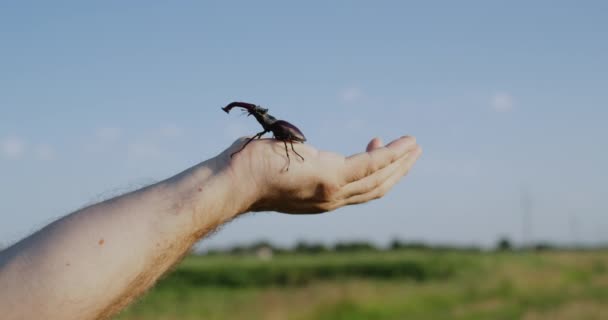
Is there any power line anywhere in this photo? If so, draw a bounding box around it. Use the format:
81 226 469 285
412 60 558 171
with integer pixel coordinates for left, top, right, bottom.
521 188 533 248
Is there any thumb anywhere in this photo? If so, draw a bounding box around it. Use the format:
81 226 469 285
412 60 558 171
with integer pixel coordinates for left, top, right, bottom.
366 137 384 152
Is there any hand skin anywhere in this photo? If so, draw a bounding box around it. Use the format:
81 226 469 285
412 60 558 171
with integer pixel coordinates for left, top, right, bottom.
0 135 421 320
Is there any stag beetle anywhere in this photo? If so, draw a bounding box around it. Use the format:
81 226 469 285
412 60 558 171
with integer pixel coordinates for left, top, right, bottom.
222 102 306 170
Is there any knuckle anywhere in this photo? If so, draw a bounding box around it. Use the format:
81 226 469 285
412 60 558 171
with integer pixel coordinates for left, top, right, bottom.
387 148 398 162
314 180 340 201
316 201 336 212
403 135 416 144
373 176 384 189
363 177 382 193
366 159 380 176
372 188 384 200
364 166 375 178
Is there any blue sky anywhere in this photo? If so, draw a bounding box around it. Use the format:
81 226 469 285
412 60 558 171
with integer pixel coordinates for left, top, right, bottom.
1 1 607 249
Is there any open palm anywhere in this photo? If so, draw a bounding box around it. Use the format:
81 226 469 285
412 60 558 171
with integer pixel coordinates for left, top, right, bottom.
220 135 422 214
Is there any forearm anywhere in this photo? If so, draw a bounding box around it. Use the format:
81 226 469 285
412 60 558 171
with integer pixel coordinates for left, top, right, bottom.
0 156 242 320
0 135 421 320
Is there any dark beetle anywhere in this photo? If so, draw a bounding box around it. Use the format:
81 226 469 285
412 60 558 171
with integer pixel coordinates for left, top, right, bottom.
222 102 306 170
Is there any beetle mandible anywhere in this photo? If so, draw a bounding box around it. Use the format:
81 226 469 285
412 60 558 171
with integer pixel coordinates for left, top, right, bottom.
222 102 306 170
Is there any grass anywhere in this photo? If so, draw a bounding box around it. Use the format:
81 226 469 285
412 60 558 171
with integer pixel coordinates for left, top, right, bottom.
115 250 608 320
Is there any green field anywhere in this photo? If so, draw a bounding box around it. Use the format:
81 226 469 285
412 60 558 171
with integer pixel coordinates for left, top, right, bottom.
115 250 608 320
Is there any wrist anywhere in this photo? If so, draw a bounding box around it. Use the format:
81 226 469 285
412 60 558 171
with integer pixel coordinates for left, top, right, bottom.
164 152 257 236
211 149 262 216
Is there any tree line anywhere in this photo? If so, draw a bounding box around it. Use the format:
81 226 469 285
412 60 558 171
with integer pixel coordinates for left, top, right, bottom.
201 237 599 256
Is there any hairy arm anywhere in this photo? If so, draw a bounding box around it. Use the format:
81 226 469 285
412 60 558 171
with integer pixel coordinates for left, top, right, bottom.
0 135 421 320
0 156 243 319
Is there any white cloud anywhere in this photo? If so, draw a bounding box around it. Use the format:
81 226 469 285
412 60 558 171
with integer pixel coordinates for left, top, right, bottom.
86 127 123 153
96 127 122 142
127 142 161 161
491 93 514 112
35 144 55 161
160 123 184 138
339 87 363 104
1 136 25 159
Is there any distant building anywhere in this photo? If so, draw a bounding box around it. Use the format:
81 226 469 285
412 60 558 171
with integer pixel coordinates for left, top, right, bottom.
256 246 273 261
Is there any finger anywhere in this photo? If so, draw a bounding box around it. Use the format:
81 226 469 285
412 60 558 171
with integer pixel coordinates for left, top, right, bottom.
339 148 414 199
344 145 422 205
344 136 417 183
366 137 384 152
346 145 421 205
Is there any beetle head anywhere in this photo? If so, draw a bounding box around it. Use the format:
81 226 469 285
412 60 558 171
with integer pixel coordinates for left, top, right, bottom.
248 106 268 116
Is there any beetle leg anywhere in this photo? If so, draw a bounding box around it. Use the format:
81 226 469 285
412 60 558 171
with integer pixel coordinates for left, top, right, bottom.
283 140 291 171
290 141 304 161
230 130 266 157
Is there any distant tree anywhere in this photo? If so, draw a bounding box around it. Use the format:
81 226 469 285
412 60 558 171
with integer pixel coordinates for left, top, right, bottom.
390 239 429 251
496 237 512 251
229 245 247 255
390 239 404 250
205 248 223 256
533 242 554 252
334 241 377 252
221 240 291 255
294 241 328 254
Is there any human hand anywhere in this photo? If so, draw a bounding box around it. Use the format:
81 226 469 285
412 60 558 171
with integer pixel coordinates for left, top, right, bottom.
218 135 421 215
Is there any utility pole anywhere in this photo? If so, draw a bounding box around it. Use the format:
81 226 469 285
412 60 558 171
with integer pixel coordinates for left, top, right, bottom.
569 211 579 249
521 188 533 249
